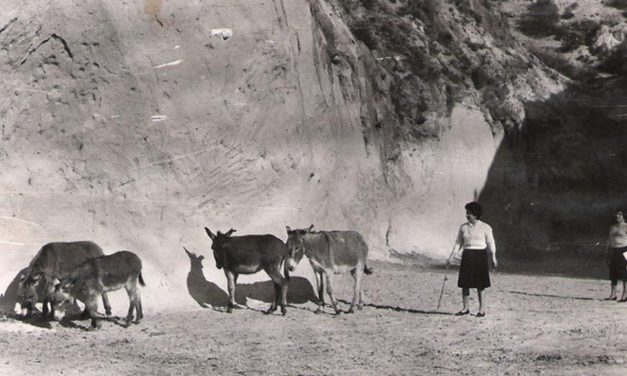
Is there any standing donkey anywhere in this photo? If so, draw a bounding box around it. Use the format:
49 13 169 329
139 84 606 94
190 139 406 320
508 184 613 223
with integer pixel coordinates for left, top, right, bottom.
285 225 372 314
204 227 290 315
53 250 145 329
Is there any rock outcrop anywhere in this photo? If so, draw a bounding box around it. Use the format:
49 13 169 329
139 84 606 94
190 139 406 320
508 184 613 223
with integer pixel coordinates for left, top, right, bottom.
2 0 624 308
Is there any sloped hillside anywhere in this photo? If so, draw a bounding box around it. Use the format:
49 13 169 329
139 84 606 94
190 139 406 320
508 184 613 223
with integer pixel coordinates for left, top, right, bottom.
0 0 567 309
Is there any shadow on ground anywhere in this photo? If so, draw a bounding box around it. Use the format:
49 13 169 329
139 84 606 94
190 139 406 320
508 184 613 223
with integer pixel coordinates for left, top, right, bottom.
184 248 317 310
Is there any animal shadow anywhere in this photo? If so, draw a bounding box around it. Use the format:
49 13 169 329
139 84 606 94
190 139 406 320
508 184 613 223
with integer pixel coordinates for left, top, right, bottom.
235 277 318 306
184 248 229 310
0 268 28 314
184 247 318 310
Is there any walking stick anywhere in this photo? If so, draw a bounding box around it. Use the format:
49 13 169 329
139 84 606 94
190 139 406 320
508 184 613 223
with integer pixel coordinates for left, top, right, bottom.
436 250 456 311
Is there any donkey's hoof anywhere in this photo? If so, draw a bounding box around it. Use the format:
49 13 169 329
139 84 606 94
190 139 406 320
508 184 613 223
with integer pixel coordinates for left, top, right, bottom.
281 307 287 316
347 308 355 314
264 307 277 315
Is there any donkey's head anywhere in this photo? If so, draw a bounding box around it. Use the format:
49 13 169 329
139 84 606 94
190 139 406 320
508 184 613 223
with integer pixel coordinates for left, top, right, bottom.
204 227 236 269
51 275 78 321
16 270 42 315
285 225 314 272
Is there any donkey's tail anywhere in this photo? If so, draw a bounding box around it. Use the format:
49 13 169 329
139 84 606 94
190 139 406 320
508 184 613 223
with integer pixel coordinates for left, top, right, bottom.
364 264 373 275
138 272 146 287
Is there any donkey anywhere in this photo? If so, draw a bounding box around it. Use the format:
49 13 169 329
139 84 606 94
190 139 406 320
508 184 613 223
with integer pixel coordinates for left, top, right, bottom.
204 227 290 315
285 225 372 314
53 250 145 329
18 241 112 320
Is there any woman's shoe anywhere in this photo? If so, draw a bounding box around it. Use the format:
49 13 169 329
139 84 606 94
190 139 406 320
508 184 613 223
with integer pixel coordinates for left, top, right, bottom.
454 309 470 316
618 298 627 302
476 312 486 317
604 296 618 301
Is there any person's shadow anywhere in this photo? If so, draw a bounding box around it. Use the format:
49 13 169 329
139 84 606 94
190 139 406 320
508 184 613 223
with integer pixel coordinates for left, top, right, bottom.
184 248 317 311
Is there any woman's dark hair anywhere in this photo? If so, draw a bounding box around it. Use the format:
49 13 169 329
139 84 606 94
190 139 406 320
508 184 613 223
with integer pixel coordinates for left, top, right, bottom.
465 201 483 219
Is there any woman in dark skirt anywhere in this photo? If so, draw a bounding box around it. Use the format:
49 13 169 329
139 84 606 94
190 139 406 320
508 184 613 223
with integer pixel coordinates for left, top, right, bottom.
606 209 627 301
450 202 497 317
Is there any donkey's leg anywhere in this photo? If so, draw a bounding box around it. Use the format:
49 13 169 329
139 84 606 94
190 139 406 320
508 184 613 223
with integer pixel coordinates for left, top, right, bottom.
41 296 50 320
135 290 143 323
317 271 325 307
265 267 288 316
101 292 112 316
129 276 143 324
84 298 101 329
324 273 341 314
124 281 138 327
225 270 236 313
348 267 363 314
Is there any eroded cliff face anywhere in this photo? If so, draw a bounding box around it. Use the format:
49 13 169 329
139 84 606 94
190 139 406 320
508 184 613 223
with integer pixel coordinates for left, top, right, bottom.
0 0 608 308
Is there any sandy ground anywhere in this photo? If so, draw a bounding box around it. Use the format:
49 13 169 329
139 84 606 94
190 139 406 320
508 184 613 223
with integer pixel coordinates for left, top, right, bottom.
1 261 626 376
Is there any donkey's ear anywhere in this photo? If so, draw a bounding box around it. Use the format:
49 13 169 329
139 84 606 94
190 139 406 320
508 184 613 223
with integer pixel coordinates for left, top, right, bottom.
205 227 216 240
65 276 79 288
198 255 205 261
307 224 315 232
61 279 73 289
286 226 292 233
183 247 193 257
225 228 236 237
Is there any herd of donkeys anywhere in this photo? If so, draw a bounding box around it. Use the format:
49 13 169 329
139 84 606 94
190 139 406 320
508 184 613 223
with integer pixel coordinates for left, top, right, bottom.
15 225 372 329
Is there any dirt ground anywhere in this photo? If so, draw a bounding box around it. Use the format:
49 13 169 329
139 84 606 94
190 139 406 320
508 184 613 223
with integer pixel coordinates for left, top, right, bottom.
1 261 626 376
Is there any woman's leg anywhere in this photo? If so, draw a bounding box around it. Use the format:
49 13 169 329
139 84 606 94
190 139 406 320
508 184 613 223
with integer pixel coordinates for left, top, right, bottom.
462 288 470 311
477 288 484 314
608 280 618 300
620 280 627 301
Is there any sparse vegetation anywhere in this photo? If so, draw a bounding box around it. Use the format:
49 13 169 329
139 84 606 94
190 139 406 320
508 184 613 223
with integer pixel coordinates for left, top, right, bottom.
607 0 627 10
518 0 561 38
528 44 593 80
554 19 601 52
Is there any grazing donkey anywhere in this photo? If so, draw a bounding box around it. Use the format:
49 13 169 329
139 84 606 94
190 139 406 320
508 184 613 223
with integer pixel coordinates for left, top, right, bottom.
204 227 290 315
285 225 372 314
18 241 112 320
53 250 145 329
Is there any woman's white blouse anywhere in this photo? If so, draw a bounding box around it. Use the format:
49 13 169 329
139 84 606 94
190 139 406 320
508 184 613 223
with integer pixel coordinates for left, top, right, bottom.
455 220 496 250
609 223 627 248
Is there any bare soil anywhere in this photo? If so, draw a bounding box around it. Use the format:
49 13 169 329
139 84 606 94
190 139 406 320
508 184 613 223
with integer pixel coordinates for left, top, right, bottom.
1 261 626 376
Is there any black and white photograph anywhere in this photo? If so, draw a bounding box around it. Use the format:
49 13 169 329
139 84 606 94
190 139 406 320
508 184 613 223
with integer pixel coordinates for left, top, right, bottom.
1 0 627 374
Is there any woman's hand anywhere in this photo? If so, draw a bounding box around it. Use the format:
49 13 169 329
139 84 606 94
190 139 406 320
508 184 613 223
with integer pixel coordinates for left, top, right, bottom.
453 249 462 262
492 255 498 268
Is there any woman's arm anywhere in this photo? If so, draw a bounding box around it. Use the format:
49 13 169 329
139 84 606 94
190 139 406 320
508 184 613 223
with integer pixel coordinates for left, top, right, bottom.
447 227 463 264
486 226 497 267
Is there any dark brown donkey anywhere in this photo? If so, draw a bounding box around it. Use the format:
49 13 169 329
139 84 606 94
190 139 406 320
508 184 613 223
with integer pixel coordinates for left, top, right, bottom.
17 241 112 320
204 227 290 315
53 251 145 329
285 225 372 314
